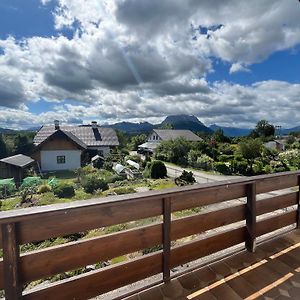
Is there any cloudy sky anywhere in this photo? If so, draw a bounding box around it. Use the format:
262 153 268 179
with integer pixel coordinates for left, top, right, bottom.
0 0 300 129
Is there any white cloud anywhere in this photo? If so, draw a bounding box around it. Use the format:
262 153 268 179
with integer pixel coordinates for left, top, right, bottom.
1 0 300 128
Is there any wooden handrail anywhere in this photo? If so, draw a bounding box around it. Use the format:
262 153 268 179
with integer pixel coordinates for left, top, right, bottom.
0 170 299 299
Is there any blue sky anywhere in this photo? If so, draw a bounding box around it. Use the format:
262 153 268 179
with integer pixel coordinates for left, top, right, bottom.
0 0 300 129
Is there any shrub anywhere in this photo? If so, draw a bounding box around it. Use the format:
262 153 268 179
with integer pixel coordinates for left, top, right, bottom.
20 176 42 190
231 159 248 175
53 183 75 198
78 165 97 176
0 179 16 198
144 160 167 179
111 187 136 195
178 170 196 184
37 184 52 194
196 154 214 171
82 174 109 194
214 162 231 175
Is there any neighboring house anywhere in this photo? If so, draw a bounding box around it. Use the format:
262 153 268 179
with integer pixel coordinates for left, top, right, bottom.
32 121 119 172
264 140 286 152
0 154 35 184
138 129 202 154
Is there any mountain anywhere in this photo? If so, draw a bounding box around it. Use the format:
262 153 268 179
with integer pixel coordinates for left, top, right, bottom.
210 124 251 137
160 115 212 133
281 126 300 135
0 127 15 134
107 121 154 134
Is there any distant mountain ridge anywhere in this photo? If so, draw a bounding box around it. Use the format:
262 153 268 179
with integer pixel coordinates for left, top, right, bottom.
209 124 251 137
108 114 212 134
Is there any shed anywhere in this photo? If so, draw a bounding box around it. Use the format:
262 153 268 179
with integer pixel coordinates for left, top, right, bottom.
0 154 35 184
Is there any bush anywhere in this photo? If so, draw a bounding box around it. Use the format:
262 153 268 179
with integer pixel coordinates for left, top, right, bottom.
20 176 42 190
53 183 75 198
196 154 214 171
144 160 167 179
82 174 109 194
0 178 16 198
111 187 136 195
231 159 248 175
178 170 196 184
214 162 231 175
78 165 97 176
37 184 52 194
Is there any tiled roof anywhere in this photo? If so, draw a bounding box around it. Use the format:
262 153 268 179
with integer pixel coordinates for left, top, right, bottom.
0 154 34 168
34 125 119 147
153 129 202 141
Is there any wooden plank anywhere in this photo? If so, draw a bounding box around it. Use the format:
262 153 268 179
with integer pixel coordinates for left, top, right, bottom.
245 183 256 252
171 182 247 212
22 252 163 300
163 198 171 283
2 223 22 300
256 210 297 237
0 223 163 287
16 197 162 245
171 204 246 240
170 227 246 268
256 192 298 216
256 173 298 194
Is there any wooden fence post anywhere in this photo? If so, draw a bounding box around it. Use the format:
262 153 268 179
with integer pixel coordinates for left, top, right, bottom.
163 197 171 283
297 176 300 228
246 182 256 252
2 223 22 300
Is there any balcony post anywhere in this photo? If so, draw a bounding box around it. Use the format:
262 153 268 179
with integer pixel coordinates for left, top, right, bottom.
163 197 171 283
297 176 300 228
2 223 22 300
246 182 256 252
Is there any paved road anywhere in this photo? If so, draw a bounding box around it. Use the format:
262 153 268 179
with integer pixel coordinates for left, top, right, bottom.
165 163 242 184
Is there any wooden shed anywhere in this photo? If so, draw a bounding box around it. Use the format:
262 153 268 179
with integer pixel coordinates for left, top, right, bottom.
0 154 35 184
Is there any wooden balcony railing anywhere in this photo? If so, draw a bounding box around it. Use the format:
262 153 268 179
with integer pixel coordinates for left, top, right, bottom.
0 171 299 299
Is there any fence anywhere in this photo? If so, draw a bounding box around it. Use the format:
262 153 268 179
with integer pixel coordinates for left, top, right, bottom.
0 170 299 299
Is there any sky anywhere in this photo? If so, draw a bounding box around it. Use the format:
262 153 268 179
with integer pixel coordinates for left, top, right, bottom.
0 0 300 129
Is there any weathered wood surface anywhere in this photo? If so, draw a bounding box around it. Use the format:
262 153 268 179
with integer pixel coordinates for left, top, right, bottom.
0 171 298 299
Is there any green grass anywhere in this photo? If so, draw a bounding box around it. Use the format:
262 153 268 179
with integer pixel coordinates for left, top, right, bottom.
111 255 127 264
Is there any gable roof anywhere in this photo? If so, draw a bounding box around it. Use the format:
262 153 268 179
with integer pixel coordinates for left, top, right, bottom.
0 154 34 168
34 125 119 147
153 129 202 142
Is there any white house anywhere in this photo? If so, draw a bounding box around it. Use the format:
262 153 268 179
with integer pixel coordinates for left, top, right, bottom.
32 121 119 172
138 129 202 154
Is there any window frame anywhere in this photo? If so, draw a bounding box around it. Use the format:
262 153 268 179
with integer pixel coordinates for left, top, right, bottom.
57 155 66 164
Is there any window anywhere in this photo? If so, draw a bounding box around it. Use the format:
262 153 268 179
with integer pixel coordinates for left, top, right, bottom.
57 155 66 164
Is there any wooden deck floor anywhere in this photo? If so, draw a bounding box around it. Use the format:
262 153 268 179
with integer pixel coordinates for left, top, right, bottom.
126 229 300 300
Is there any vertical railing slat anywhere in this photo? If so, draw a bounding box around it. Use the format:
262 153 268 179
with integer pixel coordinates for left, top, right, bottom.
163 197 171 283
2 223 22 300
246 182 256 252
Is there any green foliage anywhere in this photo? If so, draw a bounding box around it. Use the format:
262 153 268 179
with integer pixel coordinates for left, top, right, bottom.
0 178 16 198
144 160 167 179
53 182 75 198
128 134 147 150
278 150 300 168
178 170 196 184
0 134 7 159
231 159 248 175
239 138 263 174
78 165 97 176
13 134 34 155
213 129 231 143
81 174 109 194
20 177 42 190
155 137 191 165
250 120 275 138
110 187 136 195
142 244 163 255
37 184 52 194
214 162 231 175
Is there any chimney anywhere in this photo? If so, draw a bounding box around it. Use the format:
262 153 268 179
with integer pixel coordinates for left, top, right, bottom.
91 121 98 129
54 120 60 130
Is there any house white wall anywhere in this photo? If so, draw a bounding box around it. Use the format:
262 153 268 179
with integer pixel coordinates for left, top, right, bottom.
40 150 81 171
147 132 161 142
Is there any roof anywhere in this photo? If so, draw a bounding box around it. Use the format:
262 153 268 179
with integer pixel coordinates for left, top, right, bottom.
34 125 119 147
113 164 126 175
153 129 201 141
0 154 34 168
